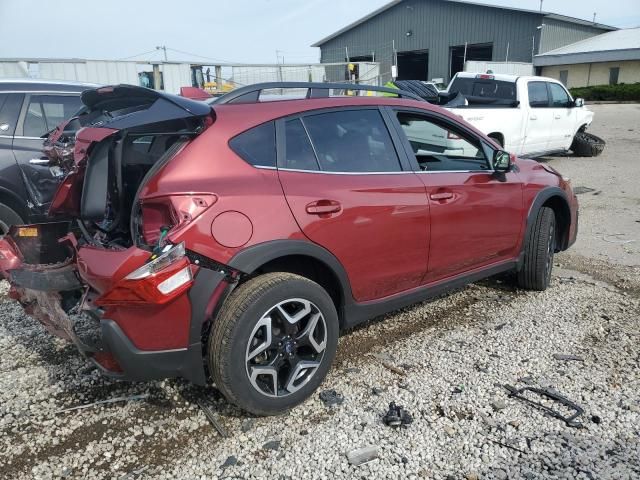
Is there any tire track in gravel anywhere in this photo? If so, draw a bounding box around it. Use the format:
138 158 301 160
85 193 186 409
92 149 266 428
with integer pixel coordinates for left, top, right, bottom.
335 280 520 367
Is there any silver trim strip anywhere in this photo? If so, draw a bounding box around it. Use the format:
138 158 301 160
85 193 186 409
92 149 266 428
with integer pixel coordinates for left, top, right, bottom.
0 90 83 95
256 165 495 175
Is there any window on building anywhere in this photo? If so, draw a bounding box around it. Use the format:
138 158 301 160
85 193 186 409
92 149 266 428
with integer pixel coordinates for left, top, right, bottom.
559 70 569 86
609 67 620 85
229 122 277 168
548 83 572 108
302 109 401 173
528 81 549 108
396 112 489 172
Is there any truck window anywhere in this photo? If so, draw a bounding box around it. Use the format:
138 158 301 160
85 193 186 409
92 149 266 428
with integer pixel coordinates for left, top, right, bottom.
548 83 571 108
449 77 516 101
396 112 489 172
528 82 549 108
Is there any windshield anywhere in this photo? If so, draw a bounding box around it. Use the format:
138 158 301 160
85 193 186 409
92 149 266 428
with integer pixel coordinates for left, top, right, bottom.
449 77 517 101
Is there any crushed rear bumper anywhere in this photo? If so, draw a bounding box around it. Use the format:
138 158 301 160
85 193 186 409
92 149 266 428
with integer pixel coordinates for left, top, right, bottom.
1 229 231 385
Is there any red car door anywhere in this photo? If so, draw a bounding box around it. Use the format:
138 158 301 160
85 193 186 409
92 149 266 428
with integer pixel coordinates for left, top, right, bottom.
277 108 430 302
391 109 523 283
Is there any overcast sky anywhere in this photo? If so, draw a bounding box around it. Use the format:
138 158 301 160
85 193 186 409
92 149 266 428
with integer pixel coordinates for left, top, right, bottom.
0 0 638 64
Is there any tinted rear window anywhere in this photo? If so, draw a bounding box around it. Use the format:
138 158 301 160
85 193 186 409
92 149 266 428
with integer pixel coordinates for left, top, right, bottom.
449 77 517 100
229 122 276 167
302 109 401 173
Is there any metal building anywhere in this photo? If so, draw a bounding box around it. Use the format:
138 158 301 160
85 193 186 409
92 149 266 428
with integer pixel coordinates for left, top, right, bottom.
313 0 615 84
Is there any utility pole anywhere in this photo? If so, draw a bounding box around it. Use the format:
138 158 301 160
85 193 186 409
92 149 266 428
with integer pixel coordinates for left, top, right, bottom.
156 45 168 61
539 0 543 12
593 12 597 23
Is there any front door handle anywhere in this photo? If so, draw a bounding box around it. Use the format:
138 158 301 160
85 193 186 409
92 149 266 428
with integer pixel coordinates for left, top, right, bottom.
305 200 342 215
529 115 538 120
430 192 454 201
554 114 562 119
29 158 50 165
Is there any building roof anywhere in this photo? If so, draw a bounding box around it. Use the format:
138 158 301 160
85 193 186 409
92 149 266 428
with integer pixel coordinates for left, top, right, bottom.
534 27 640 66
311 0 616 47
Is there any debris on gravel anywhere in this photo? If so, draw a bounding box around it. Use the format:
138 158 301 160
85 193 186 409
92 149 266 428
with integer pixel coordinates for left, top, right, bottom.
346 445 378 466
318 389 344 407
382 401 413 428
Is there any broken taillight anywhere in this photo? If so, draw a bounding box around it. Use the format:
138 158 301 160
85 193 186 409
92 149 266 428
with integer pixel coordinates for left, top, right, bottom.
96 243 195 306
138 194 217 245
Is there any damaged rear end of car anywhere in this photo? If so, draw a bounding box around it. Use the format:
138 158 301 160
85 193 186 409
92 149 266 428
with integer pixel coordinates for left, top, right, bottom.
0 85 231 384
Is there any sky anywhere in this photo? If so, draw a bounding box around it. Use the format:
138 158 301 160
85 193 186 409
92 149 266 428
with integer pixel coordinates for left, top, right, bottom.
0 0 639 64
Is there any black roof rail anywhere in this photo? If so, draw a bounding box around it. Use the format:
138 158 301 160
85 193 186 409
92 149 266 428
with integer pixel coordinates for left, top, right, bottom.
212 82 425 104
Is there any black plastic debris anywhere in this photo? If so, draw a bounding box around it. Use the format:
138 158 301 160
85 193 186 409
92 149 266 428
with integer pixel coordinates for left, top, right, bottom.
504 385 584 428
383 402 413 428
319 389 344 407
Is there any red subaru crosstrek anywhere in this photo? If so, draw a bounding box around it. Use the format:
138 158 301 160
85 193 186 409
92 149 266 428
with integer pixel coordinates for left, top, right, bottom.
0 83 577 415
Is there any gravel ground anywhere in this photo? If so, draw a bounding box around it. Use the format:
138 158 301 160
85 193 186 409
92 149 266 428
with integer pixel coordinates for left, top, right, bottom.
1 104 639 479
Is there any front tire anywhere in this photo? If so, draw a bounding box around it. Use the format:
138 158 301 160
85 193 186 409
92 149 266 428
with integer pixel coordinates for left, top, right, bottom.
517 206 556 291
208 272 339 415
571 131 605 157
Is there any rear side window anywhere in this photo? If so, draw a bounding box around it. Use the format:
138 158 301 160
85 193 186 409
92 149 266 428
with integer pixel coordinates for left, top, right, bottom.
0 93 24 136
548 83 571 108
302 110 401 173
449 78 517 100
23 94 83 137
284 119 319 171
528 82 549 108
229 122 276 167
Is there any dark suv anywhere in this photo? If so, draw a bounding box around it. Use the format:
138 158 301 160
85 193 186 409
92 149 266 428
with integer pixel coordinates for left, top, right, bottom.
0 79 96 234
0 83 578 415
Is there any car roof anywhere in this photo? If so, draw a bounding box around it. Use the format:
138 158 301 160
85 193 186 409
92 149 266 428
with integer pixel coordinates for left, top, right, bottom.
0 78 100 92
211 95 477 137
454 72 565 84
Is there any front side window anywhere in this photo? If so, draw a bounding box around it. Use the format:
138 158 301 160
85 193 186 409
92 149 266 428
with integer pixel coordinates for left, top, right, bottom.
229 121 277 167
396 112 489 172
549 83 571 108
23 95 82 137
528 82 549 108
302 109 401 173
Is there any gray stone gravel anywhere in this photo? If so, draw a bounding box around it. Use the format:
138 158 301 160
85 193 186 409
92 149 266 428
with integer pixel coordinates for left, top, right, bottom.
1 264 639 479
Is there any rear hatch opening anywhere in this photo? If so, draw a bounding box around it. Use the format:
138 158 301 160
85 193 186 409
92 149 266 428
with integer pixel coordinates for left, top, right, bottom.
45 85 215 250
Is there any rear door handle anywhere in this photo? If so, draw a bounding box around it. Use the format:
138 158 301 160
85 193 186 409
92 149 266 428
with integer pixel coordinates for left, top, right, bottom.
29 158 50 165
305 200 342 215
554 114 562 119
529 115 538 120
429 192 454 201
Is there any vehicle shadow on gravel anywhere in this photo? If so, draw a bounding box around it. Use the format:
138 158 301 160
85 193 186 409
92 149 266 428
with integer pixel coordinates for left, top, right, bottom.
335 275 519 367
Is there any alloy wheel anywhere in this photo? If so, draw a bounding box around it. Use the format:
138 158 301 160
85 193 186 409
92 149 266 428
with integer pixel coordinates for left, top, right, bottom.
245 298 327 398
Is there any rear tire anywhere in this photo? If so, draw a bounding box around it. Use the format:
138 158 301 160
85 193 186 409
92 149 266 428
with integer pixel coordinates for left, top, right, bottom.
208 272 339 415
571 131 605 157
517 206 556 291
0 203 23 236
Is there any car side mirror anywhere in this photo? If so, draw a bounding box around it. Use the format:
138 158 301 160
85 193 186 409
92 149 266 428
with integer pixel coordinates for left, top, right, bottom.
574 98 584 108
493 150 512 172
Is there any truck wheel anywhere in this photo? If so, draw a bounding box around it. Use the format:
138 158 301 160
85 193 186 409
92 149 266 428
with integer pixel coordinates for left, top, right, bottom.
208 272 339 415
517 206 556 291
571 131 605 157
0 203 23 236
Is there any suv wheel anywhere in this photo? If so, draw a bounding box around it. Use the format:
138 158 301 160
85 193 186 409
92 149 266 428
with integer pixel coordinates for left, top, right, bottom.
517 206 556 291
0 203 22 236
208 272 339 415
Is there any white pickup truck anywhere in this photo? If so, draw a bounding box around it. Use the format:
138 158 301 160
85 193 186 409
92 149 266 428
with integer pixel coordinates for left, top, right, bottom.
442 72 596 158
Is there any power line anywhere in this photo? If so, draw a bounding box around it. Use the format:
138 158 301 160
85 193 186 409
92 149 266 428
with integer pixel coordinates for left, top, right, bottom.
118 49 161 61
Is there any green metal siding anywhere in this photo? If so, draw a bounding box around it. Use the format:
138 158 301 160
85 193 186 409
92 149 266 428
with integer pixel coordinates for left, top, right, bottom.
318 0 609 83
539 18 608 53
